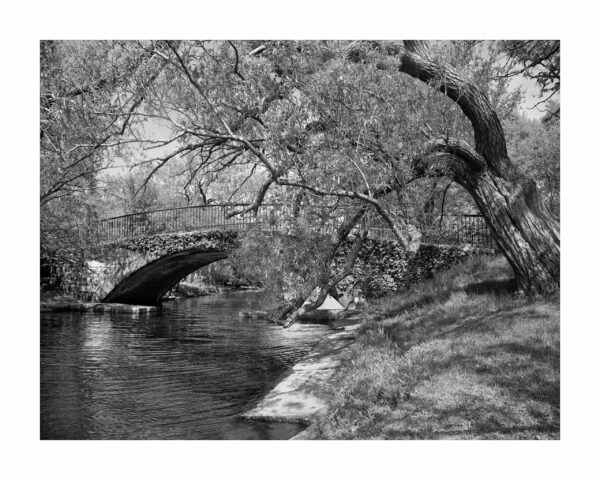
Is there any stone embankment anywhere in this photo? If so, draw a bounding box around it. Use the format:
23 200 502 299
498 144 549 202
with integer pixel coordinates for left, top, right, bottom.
242 320 361 438
334 240 494 298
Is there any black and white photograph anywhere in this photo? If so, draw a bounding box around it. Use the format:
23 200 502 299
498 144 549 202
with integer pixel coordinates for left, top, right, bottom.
39 38 561 441
3 0 599 477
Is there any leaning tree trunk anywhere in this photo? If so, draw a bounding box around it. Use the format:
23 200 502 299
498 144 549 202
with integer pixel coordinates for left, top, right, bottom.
395 41 560 294
276 208 367 328
460 169 560 294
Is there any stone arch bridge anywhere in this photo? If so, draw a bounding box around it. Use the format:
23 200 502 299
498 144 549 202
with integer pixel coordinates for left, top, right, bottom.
93 203 492 306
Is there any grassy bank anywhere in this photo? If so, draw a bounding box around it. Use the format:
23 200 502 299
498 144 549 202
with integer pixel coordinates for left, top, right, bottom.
317 255 559 439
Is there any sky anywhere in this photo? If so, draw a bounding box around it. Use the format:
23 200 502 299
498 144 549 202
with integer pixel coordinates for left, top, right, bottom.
512 75 557 120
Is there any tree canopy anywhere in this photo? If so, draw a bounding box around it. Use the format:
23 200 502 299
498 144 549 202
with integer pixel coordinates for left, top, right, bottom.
40 40 560 312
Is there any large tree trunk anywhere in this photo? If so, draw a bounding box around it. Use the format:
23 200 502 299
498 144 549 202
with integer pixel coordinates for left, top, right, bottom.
396 41 560 294
459 170 559 294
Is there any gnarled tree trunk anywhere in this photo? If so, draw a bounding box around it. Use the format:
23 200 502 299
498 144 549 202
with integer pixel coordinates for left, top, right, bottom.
397 41 560 294
459 168 559 294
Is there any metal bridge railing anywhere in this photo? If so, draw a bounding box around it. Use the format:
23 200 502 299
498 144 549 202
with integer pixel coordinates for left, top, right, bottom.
421 214 494 249
363 213 494 249
96 203 494 249
97 203 292 243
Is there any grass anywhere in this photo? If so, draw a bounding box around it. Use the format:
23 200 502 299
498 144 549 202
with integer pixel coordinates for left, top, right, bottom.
317 255 559 439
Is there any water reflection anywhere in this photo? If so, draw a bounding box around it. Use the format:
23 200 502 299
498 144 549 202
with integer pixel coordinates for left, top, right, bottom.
40 292 327 439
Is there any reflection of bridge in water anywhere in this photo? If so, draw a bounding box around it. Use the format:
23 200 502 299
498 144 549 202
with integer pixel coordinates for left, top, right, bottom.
98 203 493 248
97 203 493 306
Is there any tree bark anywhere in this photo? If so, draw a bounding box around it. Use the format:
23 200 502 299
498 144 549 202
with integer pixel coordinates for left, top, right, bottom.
452 164 559 294
397 41 560 294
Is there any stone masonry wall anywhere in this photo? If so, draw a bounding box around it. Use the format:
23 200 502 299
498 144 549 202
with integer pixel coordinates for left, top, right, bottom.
121 230 238 256
333 239 492 298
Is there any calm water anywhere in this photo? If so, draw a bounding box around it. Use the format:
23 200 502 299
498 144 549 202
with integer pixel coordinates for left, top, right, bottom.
40 292 328 440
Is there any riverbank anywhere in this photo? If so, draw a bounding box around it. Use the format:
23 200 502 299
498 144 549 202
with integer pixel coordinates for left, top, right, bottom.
247 254 559 440
242 324 360 426
312 254 560 439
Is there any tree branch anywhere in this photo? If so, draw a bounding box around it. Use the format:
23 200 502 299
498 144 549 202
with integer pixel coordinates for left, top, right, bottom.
225 176 274 218
347 40 513 178
398 41 511 177
277 207 367 328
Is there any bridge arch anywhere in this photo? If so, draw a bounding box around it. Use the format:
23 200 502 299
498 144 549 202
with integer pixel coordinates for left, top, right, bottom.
102 247 229 306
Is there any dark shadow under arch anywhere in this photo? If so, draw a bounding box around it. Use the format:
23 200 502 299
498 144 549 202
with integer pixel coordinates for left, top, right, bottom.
102 247 230 306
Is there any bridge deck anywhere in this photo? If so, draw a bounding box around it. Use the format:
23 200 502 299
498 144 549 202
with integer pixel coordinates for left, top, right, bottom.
97 203 494 249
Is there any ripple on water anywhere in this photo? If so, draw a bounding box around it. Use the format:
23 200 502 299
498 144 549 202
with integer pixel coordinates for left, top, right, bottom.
40 291 327 440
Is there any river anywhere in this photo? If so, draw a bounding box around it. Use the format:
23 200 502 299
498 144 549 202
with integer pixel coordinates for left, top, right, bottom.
40 291 329 440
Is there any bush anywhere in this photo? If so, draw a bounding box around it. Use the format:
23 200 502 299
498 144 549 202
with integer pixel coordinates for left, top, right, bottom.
229 224 332 308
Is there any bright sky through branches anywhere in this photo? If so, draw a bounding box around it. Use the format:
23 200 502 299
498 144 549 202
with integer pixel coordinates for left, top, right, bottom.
514 75 557 119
